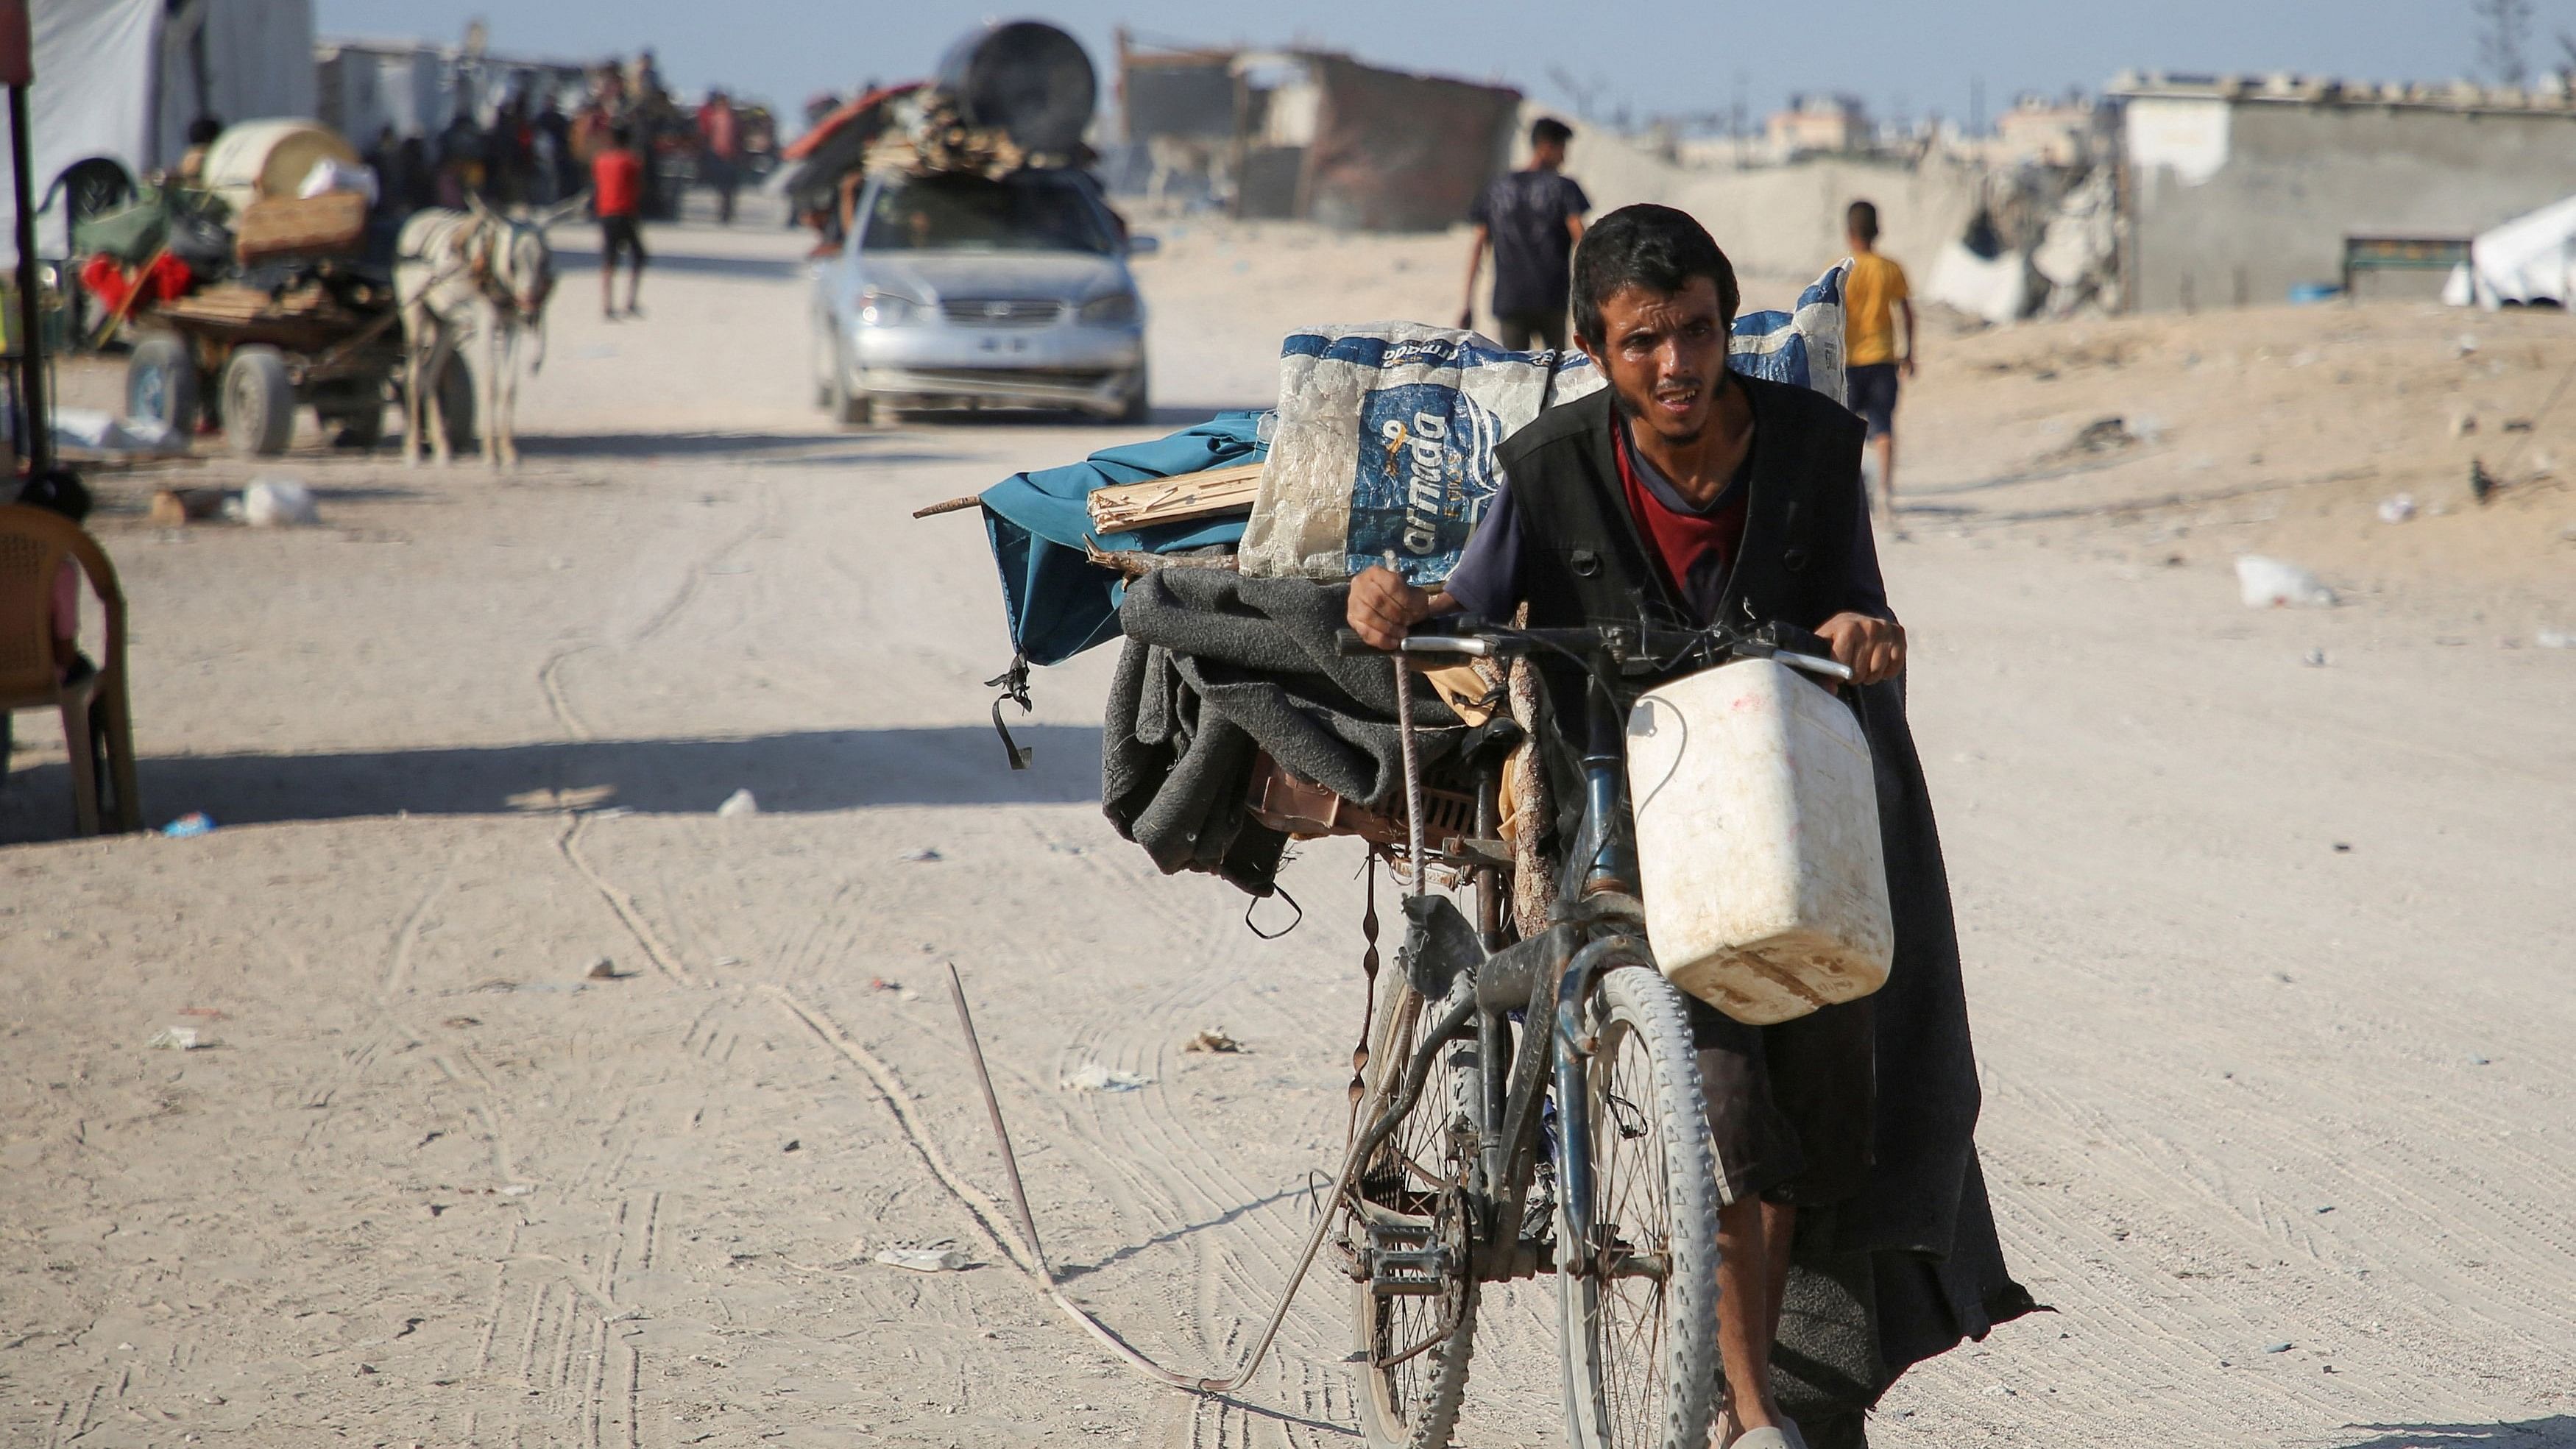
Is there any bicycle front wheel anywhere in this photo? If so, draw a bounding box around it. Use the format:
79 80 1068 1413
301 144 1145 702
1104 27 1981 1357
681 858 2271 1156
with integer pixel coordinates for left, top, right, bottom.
1557 964 1721 1449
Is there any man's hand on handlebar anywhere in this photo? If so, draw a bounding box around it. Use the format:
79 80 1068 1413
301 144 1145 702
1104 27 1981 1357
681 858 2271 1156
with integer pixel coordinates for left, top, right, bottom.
1347 565 1453 651
1817 612 1906 686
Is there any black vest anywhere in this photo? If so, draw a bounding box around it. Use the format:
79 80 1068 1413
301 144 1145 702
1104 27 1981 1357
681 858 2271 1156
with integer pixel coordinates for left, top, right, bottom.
1490 371 1869 640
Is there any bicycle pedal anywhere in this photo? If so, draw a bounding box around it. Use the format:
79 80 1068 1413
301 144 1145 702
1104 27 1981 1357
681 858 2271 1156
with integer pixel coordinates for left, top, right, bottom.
1367 1245 1453 1296
1359 1219 1454 1295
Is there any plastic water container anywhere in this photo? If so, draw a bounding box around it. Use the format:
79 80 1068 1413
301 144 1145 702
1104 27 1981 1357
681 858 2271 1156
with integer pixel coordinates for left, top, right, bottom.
1626 659 1894 1025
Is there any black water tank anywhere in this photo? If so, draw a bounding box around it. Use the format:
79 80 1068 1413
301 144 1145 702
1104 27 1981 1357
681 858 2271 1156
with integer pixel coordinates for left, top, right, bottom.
933 20 1097 155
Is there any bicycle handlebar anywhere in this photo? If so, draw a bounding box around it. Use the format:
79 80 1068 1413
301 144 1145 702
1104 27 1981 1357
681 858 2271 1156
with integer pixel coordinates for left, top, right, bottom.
1334 620 1855 683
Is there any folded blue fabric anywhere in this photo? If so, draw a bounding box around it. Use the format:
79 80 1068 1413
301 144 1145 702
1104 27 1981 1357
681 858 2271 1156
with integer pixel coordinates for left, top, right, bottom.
979 411 1267 665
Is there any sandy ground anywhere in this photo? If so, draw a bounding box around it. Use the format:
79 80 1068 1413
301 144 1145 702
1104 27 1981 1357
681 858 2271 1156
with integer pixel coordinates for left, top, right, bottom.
1 202 2570 1449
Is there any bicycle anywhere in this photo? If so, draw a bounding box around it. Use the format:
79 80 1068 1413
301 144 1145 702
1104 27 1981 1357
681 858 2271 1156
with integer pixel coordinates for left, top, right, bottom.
1326 615 1853 1449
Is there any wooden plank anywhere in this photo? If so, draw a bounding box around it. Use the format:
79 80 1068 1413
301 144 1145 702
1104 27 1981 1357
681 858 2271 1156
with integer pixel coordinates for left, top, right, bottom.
1080 539 1241 579
1083 462 1264 531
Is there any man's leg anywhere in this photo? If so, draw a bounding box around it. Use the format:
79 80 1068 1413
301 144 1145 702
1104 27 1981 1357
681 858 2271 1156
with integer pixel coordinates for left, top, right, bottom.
1715 1197 1797 1435
1872 430 1897 523
1696 1022 1805 1442
601 227 618 319
625 229 647 314
1496 312 1534 350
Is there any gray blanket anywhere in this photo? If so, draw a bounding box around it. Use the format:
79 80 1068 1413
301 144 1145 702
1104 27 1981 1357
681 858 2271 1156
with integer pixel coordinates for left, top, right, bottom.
1101 570 1471 893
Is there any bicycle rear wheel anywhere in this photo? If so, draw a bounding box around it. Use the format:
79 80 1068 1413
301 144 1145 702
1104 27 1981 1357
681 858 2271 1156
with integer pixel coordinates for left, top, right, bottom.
1349 975 1482 1449
1558 964 1721 1449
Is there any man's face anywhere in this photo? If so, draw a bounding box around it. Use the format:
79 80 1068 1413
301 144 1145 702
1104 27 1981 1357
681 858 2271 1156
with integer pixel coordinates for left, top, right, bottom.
1579 277 1730 446
1533 138 1567 169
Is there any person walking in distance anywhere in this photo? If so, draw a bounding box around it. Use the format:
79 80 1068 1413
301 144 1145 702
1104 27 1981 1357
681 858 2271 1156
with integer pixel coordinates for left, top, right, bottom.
1462 116 1589 350
697 89 743 225
1841 199 1915 526
592 123 648 319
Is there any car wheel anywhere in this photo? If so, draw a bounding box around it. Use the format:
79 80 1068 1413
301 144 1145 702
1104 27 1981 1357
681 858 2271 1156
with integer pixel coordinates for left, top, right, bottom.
828 332 874 428
811 317 836 409
1111 366 1150 425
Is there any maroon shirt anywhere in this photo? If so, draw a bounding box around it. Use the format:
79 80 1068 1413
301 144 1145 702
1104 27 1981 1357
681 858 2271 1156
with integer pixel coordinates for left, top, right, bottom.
1611 414 1749 620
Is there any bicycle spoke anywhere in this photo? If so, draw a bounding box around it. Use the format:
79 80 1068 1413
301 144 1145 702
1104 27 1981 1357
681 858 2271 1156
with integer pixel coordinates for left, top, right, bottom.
1590 1015 1675 1445
1353 980 1480 1445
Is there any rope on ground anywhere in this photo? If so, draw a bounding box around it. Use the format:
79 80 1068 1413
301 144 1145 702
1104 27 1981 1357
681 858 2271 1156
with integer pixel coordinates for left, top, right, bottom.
760 983 1033 1277
936 963 1376 1397
556 813 697 988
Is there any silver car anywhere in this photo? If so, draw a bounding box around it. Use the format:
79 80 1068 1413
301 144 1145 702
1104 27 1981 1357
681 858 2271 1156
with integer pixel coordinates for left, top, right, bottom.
811 168 1153 425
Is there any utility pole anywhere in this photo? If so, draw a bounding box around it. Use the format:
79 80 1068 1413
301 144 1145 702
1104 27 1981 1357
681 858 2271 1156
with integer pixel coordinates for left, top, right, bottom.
1 0 43 473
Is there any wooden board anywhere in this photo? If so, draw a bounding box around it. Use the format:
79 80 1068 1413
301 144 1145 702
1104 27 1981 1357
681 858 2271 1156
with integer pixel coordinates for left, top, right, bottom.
1083 462 1264 532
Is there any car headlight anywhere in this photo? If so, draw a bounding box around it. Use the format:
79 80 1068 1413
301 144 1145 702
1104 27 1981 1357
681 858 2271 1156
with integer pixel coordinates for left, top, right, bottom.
1078 291 1141 325
857 288 922 327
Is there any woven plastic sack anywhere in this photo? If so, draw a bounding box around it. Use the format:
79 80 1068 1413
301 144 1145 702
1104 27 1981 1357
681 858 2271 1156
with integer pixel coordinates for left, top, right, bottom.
1240 263 1847 584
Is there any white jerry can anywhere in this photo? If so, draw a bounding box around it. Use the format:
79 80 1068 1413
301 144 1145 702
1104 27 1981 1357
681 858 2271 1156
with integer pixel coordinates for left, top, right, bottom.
1626 658 1894 1024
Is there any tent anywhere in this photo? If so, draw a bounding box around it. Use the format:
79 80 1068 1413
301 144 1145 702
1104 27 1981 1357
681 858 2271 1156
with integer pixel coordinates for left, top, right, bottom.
12 0 316 254
2445 194 2576 309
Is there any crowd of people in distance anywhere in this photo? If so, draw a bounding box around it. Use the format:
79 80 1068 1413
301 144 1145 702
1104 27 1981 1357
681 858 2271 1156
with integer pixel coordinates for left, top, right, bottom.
358 50 774 229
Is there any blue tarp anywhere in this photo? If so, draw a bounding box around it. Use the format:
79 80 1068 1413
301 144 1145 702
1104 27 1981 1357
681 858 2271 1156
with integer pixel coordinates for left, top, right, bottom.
980 412 1267 666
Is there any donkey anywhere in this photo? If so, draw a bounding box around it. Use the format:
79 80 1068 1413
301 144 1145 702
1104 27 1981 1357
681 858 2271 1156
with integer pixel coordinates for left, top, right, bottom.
394 196 577 467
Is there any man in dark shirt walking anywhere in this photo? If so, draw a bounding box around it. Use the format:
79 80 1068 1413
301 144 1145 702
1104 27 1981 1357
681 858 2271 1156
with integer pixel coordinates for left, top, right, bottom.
1462 116 1590 351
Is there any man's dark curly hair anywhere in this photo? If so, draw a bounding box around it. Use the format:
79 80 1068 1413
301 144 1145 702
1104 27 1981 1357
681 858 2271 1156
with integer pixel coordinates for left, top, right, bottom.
1571 204 1740 348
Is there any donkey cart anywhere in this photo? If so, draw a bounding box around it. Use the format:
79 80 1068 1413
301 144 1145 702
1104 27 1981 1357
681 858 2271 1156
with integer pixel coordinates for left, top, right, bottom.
121 272 474 459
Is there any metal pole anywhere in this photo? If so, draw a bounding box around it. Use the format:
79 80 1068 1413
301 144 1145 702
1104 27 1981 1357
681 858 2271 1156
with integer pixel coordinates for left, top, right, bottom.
9 81 46 472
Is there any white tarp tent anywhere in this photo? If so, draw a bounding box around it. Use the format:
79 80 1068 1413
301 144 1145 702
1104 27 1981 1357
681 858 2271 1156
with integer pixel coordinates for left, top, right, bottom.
2444 194 2576 309
13 0 316 255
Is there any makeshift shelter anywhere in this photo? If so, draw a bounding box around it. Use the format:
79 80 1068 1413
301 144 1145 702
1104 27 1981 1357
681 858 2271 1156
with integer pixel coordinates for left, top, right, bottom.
2444 194 2576 308
1299 54 1518 232
14 0 316 252
1111 40 1518 232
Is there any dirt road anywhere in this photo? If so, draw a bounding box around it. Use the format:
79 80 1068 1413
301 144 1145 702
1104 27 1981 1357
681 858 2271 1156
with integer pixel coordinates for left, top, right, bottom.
1 213 2569 1448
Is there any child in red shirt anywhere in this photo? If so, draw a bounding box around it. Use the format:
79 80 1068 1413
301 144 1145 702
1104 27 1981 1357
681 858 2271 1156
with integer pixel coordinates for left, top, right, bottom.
592 123 647 319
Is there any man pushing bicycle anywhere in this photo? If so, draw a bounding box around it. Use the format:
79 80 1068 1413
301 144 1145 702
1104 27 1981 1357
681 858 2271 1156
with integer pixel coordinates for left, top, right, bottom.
1347 205 2025 1448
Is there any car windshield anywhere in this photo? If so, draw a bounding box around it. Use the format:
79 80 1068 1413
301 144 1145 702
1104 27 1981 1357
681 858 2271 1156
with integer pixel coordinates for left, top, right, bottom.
860 174 1115 256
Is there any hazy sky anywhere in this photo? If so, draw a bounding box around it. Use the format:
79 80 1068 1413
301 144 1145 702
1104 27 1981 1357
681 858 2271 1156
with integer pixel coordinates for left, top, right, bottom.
317 1 2576 132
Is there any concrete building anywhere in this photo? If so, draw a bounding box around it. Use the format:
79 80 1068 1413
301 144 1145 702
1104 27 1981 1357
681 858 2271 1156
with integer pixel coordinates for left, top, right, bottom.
1766 94 1870 157
314 36 587 145
1109 40 1518 230
1989 94 2099 168
2114 71 2576 311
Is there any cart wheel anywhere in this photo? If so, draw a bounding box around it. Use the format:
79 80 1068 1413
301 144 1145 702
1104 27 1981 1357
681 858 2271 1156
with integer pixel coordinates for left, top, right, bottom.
220 346 297 456
324 403 386 450
435 354 477 453
126 333 199 438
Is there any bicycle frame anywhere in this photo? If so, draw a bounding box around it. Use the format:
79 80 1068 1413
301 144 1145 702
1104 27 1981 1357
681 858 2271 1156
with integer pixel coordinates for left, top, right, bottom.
1354 637 1667 1292
1348 612 1857 1269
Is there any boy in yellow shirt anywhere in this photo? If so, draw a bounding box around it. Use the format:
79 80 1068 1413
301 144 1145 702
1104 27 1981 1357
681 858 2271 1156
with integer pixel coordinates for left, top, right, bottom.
1841 199 1915 525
